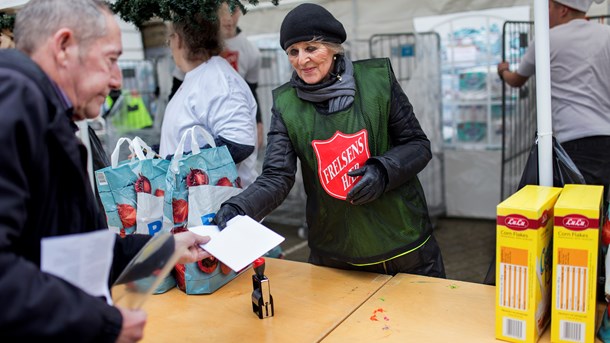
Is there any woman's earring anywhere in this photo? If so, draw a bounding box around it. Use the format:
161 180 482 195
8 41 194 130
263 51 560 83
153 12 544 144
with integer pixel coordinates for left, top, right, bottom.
333 55 337 60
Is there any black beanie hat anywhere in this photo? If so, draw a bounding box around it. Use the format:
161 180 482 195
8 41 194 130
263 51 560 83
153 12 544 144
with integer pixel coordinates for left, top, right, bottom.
279 3 346 50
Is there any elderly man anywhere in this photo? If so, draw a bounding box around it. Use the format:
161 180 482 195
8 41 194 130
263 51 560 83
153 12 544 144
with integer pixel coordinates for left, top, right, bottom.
0 0 211 341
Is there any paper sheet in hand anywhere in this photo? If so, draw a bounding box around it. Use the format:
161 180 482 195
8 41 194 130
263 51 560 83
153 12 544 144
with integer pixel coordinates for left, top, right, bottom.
41 230 115 305
112 232 180 309
189 215 284 272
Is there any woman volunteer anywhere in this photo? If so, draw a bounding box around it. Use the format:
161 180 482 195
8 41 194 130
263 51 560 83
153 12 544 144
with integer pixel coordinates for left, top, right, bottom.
214 3 445 277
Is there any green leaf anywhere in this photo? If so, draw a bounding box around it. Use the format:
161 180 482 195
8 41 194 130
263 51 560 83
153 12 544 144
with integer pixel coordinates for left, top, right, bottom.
0 12 15 31
110 0 280 28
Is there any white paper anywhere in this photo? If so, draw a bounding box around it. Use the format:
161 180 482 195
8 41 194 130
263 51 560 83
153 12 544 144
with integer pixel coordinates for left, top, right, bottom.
41 230 115 305
189 225 221 238
188 216 285 272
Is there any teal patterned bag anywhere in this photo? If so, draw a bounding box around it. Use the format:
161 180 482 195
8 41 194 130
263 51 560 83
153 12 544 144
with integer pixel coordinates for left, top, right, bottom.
164 126 243 294
95 136 175 293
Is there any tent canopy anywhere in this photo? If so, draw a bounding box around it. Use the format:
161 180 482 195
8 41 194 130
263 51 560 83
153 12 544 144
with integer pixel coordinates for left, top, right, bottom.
240 0 531 41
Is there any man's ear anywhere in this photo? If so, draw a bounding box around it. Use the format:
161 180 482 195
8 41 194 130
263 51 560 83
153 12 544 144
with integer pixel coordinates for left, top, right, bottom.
175 33 183 50
52 28 77 67
559 3 571 17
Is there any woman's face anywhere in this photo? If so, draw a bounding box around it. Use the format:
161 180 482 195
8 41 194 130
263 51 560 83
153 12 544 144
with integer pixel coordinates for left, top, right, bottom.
287 41 334 84
167 26 185 72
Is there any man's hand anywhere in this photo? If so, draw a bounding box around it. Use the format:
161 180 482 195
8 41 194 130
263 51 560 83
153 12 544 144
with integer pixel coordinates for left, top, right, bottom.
496 61 528 87
116 307 147 343
346 163 388 205
173 231 211 264
497 61 510 80
213 204 244 230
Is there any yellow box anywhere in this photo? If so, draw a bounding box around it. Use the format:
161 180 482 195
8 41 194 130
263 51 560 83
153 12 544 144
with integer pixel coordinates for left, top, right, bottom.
551 184 603 343
496 185 562 343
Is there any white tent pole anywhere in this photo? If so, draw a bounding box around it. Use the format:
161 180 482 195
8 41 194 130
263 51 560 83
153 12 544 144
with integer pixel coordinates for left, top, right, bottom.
533 0 553 187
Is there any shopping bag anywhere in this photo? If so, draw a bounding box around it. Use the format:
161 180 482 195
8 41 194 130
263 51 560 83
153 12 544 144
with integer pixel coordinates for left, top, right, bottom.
95 137 174 294
164 126 243 294
96 137 169 236
517 136 586 189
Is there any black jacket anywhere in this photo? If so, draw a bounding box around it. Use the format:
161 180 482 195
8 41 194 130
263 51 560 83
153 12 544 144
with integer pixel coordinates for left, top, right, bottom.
225 69 432 222
0 49 149 342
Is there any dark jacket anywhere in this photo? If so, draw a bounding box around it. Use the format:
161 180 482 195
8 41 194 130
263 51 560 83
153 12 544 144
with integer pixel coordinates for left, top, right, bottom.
0 49 149 342
225 62 431 225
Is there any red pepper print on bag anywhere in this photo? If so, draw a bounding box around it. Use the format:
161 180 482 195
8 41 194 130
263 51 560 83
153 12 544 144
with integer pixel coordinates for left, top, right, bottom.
220 262 232 275
174 263 186 291
216 177 233 187
186 168 209 187
134 174 152 193
117 204 136 237
197 256 219 274
172 198 188 227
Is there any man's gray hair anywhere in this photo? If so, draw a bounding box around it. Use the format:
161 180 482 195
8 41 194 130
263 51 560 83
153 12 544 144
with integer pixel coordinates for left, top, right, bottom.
14 0 110 54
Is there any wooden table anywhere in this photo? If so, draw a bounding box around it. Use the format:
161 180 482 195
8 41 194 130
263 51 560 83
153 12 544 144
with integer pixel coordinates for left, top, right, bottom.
116 258 391 343
321 273 605 343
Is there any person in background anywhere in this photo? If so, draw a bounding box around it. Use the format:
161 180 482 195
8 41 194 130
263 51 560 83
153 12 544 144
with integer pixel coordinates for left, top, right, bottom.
497 0 610 201
217 1 284 259
0 1 211 341
0 27 14 49
159 8 258 188
218 2 264 148
214 3 445 277
0 12 15 49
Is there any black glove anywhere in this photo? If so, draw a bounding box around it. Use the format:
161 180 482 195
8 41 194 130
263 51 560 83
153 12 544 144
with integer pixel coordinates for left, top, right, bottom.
346 163 388 205
213 203 244 230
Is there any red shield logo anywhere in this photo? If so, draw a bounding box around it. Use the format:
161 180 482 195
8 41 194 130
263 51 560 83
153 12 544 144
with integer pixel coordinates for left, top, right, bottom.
220 49 239 71
311 129 370 200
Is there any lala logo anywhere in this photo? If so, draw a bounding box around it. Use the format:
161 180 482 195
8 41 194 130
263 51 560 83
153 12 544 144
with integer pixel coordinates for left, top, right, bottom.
563 215 589 231
504 214 529 231
311 129 370 200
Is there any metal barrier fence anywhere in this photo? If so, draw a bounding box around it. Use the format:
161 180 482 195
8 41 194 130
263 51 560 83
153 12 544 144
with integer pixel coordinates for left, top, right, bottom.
258 48 293 142
369 32 445 217
94 59 160 160
500 21 536 201
257 47 307 226
500 15 610 200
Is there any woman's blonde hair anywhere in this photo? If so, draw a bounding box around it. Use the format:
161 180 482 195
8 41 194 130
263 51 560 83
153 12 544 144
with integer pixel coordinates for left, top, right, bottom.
286 36 345 55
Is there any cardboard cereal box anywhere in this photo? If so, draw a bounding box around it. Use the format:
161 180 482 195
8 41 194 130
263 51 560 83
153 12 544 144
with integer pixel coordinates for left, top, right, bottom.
496 185 562 342
551 184 603 343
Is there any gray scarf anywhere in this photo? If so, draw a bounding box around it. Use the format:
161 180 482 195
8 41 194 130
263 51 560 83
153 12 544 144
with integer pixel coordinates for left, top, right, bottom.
291 55 356 113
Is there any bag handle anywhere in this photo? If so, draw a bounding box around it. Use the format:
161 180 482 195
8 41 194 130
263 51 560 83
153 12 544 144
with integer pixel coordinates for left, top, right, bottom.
131 136 156 160
170 126 216 174
110 137 151 168
190 125 216 154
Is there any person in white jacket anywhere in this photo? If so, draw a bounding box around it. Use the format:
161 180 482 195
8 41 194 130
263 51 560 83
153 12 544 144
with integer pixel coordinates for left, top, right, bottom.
159 11 258 188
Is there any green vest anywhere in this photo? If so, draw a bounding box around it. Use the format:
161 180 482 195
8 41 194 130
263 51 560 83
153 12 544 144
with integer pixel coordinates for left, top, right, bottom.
273 58 431 264
110 91 153 133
